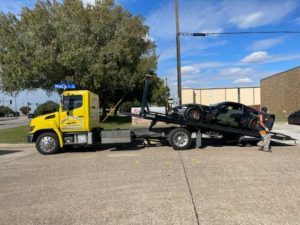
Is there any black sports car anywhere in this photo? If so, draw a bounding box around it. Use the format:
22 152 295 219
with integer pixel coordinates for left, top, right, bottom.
288 110 300 125
170 102 275 130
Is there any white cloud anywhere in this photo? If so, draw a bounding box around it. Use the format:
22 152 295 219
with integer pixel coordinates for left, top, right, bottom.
181 66 200 76
225 0 296 28
196 62 226 69
241 51 272 64
233 78 253 84
158 40 226 62
230 12 264 29
220 67 254 76
147 0 297 40
291 17 300 25
250 37 285 50
269 53 300 63
241 51 300 64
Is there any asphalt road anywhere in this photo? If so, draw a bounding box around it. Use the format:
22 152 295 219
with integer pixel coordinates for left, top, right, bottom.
1 142 300 225
0 116 30 130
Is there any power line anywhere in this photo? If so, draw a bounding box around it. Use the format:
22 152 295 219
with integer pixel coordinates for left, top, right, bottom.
180 31 300 36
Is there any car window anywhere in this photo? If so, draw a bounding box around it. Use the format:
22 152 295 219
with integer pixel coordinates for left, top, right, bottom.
63 95 82 111
225 103 243 111
245 106 258 116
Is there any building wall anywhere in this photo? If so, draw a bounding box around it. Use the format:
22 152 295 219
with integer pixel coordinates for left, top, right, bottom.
254 88 261 105
225 89 238 102
261 67 300 115
200 89 226 105
240 88 254 105
181 89 194 104
182 87 260 106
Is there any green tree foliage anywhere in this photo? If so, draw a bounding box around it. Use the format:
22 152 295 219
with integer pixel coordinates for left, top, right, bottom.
0 106 14 116
0 0 157 108
19 106 31 115
150 77 170 107
34 100 59 116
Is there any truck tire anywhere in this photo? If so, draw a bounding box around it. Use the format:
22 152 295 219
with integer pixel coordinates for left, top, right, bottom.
36 132 60 155
168 128 192 150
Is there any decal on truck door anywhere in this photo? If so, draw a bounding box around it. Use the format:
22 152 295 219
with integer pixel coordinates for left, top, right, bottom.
61 116 83 130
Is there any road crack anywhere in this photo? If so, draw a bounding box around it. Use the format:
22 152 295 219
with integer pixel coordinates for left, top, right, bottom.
178 151 200 225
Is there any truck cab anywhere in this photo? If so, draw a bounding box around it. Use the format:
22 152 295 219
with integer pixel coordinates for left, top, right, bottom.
28 90 100 154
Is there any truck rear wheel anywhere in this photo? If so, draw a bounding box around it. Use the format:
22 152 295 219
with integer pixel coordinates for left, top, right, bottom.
168 128 192 150
36 132 60 155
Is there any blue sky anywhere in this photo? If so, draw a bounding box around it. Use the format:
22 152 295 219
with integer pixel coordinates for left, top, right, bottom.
1 0 300 109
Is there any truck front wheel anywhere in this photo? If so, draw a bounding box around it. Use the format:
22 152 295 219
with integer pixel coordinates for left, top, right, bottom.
168 128 192 150
36 132 60 155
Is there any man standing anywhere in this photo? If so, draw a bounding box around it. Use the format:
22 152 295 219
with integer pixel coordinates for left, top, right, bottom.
257 106 272 152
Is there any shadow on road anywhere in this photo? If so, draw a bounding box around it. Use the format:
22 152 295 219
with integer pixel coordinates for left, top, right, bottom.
55 137 296 154
0 150 21 155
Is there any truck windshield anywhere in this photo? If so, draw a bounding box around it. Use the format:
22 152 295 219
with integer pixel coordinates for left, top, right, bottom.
63 95 82 111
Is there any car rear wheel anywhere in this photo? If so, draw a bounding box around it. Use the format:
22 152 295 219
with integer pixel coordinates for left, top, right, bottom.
288 117 294 125
185 107 202 120
247 118 258 129
168 128 192 150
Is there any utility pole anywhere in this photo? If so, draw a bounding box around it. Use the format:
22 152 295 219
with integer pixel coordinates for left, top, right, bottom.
14 93 17 114
174 0 182 105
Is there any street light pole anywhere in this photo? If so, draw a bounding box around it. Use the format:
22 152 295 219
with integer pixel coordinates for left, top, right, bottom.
14 93 17 114
174 0 182 105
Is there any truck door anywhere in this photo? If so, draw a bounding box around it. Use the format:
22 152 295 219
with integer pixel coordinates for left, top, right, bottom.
60 94 86 131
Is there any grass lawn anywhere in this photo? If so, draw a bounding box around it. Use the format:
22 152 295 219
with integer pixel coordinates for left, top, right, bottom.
0 126 28 143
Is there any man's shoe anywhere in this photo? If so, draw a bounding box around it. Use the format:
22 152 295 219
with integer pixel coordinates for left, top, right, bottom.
257 141 263 147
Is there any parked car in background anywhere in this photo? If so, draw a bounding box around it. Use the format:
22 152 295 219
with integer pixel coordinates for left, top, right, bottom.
288 110 300 125
28 113 35 119
170 102 275 131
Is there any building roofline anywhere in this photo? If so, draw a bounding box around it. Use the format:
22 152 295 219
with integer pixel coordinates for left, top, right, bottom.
260 66 300 81
181 86 260 91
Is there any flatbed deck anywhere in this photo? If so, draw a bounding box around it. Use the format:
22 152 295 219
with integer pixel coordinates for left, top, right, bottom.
135 76 296 147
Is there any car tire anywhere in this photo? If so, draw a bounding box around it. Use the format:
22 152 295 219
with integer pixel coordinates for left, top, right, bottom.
247 118 258 129
168 128 192 150
288 117 294 125
185 107 202 120
36 132 60 155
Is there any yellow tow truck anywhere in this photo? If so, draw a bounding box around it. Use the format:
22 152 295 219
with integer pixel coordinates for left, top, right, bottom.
27 89 134 154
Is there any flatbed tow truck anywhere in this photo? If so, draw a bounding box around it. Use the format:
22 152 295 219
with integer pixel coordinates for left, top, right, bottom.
28 77 296 155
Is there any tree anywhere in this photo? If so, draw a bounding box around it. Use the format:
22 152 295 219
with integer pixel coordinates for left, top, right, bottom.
0 0 157 111
0 106 14 116
19 106 31 115
150 77 170 107
34 101 59 116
